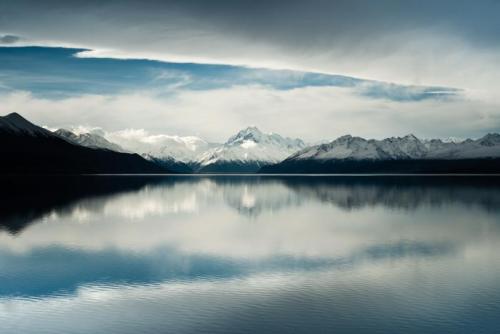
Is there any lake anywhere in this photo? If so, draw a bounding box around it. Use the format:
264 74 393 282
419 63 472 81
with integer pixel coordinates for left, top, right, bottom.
1 175 500 333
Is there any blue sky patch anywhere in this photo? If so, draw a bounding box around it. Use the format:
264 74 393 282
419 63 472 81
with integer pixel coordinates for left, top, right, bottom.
0 46 459 101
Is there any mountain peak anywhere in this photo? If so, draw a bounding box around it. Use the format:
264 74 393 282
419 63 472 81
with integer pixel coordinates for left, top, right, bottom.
478 133 500 146
54 128 79 143
196 127 306 170
0 112 50 136
402 134 419 141
244 125 260 131
481 133 500 139
5 112 23 119
333 135 368 144
227 126 265 144
334 135 353 142
237 126 263 136
3 112 31 125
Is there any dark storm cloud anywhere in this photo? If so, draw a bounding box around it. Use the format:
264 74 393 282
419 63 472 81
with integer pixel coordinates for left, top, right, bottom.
170 0 500 50
1 0 499 47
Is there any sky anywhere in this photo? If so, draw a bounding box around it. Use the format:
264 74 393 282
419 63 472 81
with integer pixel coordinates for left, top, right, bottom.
0 0 499 141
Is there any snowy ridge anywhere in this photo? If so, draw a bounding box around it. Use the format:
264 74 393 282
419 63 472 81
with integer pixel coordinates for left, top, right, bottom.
105 131 217 163
55 128 127 152
96 126 305 172
287 133 500 162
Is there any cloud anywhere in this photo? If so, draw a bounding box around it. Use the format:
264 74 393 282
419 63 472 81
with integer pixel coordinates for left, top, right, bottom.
69 125 105 136
0 34 20 44
1 85 498 142
0 0 499 93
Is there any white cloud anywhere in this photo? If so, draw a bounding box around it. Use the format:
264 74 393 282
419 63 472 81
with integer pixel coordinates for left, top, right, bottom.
1 85 498 142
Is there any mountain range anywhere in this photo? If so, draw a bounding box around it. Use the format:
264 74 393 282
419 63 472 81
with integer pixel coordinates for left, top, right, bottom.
2 112 500 174
260 134 500 173
59 125 306 173
0 113 168 174
54 129 195 173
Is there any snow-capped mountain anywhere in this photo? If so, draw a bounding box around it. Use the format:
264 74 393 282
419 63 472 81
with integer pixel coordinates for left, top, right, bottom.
287 134 500 161
287 134 429 161
426 133 500 159
195 126 306 172
55 128 127 153
103 131 217 172
93 126 305 172
261 133 500 174
144 136 218 163
105 131 217 163
54 127 195 172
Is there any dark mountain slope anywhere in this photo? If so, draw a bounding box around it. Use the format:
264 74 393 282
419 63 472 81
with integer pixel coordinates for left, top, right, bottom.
0 113 169 174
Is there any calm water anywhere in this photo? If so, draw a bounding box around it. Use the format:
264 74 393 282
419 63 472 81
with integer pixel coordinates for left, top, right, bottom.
1 175 500 333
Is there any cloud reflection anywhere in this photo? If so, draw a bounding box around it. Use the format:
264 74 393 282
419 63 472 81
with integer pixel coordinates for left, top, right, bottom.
1 176 500 333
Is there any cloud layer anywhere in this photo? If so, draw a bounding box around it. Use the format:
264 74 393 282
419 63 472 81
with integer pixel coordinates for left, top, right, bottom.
1 0 500 91
1 85 498 142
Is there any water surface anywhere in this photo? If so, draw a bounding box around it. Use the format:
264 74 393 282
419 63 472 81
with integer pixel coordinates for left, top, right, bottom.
1 175 500 333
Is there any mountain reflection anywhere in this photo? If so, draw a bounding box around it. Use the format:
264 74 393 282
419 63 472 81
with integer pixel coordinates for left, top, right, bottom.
0 176 169 233
1 176 500 233
279 176 500 212
1 174 500 330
